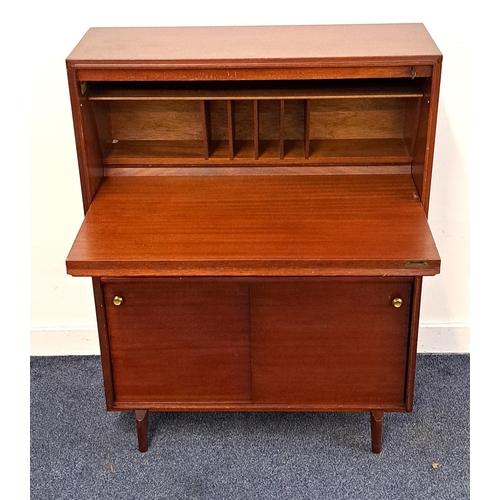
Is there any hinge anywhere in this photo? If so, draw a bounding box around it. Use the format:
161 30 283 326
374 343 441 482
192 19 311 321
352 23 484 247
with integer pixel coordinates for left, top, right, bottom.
405 260 428 267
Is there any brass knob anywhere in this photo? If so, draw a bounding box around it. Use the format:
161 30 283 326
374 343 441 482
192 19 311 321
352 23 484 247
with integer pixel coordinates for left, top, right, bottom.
113 296 123 306
392 298 403 308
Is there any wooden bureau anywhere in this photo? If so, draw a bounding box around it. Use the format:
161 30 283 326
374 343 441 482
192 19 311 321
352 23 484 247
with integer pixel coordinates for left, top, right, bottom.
66 24 442 453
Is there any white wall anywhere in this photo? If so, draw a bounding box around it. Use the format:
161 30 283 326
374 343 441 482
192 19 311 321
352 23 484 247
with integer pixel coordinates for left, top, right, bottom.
29 1 472 354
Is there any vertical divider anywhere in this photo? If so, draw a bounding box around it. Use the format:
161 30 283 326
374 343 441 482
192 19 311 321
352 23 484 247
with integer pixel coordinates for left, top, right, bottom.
227 100 235 160
253 100 259 160
405 96 422 157
201 100 211 160
279 99 285 160
304 99 310 159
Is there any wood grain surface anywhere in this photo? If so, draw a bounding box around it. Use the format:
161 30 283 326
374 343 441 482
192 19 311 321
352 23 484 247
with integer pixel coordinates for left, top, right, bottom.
251 278 412 405
66 174 440 277
67 25 441 64
103 279 251 403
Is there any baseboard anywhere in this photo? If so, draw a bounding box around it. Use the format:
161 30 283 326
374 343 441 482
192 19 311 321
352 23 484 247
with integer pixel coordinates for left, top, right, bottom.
30 327 100 356
30 324 470 356
417 324 470 353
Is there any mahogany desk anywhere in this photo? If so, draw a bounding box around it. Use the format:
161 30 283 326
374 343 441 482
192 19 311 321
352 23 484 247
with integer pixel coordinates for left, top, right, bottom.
66 24 442 452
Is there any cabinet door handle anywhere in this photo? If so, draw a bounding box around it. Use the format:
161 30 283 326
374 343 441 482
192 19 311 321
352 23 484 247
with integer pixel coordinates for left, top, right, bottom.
392 298 403 308
113 296 124 306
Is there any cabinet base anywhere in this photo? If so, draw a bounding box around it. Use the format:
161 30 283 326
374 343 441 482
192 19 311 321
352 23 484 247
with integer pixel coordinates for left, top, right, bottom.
132 409 386 454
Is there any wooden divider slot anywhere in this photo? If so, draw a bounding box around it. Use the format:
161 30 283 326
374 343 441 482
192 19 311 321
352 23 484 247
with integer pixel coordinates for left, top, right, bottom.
282 99 306 159
279 100 285 160
305 100 311 159
227 101 234 160
201 101 211 160
253 101 259 160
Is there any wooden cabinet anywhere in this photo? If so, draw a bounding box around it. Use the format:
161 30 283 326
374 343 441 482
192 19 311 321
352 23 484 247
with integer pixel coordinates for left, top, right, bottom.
66 24 442 453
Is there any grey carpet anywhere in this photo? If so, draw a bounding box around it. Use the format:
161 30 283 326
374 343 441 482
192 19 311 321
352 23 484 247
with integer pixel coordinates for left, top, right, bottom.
30 354 469 499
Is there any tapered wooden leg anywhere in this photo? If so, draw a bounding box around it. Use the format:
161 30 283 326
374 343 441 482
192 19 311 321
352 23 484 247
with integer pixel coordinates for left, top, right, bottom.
135 410 149 452
370 410 384 454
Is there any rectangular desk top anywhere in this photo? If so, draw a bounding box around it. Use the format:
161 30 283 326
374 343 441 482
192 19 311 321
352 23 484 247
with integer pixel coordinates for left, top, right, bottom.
66 174 440 277
67 24 442 65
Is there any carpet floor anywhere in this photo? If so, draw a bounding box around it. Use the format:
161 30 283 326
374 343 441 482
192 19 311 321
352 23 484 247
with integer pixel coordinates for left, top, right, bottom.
31 354 469 499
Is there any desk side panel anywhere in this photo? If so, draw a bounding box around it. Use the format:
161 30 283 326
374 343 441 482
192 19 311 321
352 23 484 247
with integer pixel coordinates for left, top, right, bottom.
67 64 104 212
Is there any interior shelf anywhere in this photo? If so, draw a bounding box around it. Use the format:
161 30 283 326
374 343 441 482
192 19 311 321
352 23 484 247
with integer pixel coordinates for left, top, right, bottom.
88 81 423 101
104 138 411 165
